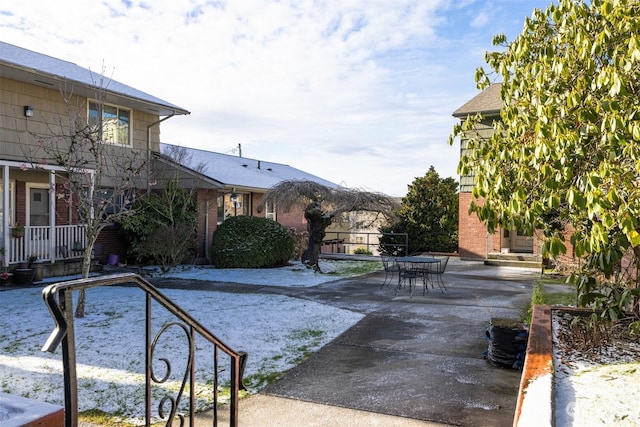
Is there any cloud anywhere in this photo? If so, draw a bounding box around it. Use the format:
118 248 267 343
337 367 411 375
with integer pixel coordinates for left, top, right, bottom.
0 0 550 195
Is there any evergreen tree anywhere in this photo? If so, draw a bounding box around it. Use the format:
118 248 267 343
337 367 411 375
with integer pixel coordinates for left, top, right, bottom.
380 166 458 254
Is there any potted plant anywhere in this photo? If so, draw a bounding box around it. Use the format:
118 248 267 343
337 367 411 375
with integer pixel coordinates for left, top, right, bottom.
0 248 11 285
11 223 24 239
13 267 34 285
0 270 11 285
29 254 43 282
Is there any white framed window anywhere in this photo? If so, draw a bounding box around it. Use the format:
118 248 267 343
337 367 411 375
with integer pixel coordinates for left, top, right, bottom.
265 200 276 221
88 101 131 146
217 193 250 224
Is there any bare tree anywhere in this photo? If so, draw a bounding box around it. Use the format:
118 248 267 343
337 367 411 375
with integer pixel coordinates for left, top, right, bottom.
260 180 397 271
25 80 148 317
163 144 208 174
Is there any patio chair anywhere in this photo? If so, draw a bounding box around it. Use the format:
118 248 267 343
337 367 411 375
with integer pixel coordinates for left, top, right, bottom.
429 256 449 292
380 255 400 289
397 261 421 297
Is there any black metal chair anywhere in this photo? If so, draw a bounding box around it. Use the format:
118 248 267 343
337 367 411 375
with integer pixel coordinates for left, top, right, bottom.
380 255 400 289
397 261 421 296
429 256 449 292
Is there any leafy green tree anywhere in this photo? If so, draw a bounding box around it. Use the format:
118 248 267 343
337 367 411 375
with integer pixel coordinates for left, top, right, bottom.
450 0 640 320
119 179 198 271
380 166 458 255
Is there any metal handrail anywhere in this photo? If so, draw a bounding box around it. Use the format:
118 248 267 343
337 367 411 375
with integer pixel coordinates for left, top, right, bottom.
41 273 247 427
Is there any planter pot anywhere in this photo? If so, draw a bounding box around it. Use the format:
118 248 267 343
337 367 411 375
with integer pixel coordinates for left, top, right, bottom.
485 318 528 370
31 263 43 282
0 273 13 285
13 268 35 285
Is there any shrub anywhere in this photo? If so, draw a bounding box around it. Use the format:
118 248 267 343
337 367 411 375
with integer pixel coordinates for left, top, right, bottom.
139 224 197 272
211 216 295 268
119 179 198 270
353 248 373 255
291 230 308 261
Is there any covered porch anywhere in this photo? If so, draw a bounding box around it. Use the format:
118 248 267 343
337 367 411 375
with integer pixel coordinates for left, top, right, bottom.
0 161 91 267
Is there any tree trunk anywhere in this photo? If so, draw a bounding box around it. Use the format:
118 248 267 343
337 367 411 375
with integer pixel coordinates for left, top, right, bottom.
74 233 98 318
304 202 333 272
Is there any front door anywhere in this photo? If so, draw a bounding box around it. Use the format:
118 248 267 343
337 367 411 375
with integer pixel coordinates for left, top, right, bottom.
27 185 50 257
29 187 49 226
511 229 533 253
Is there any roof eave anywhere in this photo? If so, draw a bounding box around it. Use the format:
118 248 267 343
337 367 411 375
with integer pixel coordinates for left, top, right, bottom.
1 63 190 117
452 108 502 119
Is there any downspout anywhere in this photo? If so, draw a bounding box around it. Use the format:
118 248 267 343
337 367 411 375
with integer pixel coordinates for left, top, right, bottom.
147 112 176 193
205 199 210 262
3 165 8 265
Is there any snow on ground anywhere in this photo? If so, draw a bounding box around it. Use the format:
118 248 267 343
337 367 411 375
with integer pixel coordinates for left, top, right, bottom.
148 259 371 287
0 260 375 423
553 313 640 426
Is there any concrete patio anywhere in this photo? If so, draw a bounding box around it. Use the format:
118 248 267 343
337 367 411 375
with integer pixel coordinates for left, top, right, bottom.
150 257 541 426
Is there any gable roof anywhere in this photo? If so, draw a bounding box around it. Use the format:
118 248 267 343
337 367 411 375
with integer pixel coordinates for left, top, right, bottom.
160 143 338 191
0 41 189 117
452 83 502 118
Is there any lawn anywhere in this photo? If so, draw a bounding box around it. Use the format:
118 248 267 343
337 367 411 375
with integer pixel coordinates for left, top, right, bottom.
0 259 379 424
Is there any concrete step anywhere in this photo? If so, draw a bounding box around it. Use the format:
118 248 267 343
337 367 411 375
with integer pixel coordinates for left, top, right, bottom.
484 258 542 269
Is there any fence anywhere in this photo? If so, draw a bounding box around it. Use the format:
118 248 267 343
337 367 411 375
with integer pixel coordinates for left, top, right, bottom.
322 232 408 256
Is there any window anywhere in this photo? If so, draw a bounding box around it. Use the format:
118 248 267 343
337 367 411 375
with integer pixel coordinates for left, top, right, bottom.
265 200 276 221
92 188 133 218
89 101 131 146
217 193 249 224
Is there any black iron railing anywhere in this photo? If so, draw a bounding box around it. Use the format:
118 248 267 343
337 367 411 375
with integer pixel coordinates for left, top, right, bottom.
322 231 408 255
41 273 247 427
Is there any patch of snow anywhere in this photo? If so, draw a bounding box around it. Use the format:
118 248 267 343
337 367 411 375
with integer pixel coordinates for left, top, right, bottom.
145 260 371 287
517 373 552 427
0 261 369 423
553 313 640 426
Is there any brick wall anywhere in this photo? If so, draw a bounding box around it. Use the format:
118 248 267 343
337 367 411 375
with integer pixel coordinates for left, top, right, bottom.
458 192 488 259
95 225 127 263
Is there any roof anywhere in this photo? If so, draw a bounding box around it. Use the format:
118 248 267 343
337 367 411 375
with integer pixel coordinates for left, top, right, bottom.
152 154 224 190
452 83 503 118
160 143 338 191
0 41 189 117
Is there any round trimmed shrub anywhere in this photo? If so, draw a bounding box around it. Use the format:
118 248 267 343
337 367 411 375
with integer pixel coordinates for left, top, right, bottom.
211 216 295 268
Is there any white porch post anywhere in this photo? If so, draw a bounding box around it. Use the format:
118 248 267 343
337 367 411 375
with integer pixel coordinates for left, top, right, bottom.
3 165 9 264
49 171 56 263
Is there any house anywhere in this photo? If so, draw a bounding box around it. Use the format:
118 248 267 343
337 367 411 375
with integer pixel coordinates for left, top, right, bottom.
0 40 363 272
157 143 340 261
0 41 190 270
452 84 538 262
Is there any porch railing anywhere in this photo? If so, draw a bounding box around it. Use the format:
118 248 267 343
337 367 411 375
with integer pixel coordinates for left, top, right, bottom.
42 273 247 427
8 225 87 264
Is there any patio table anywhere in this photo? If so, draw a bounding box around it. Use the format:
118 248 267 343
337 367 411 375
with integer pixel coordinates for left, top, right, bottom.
393 256 440 296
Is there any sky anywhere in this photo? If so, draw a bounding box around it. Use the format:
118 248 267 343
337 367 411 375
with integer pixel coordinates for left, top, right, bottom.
0 0 552 196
